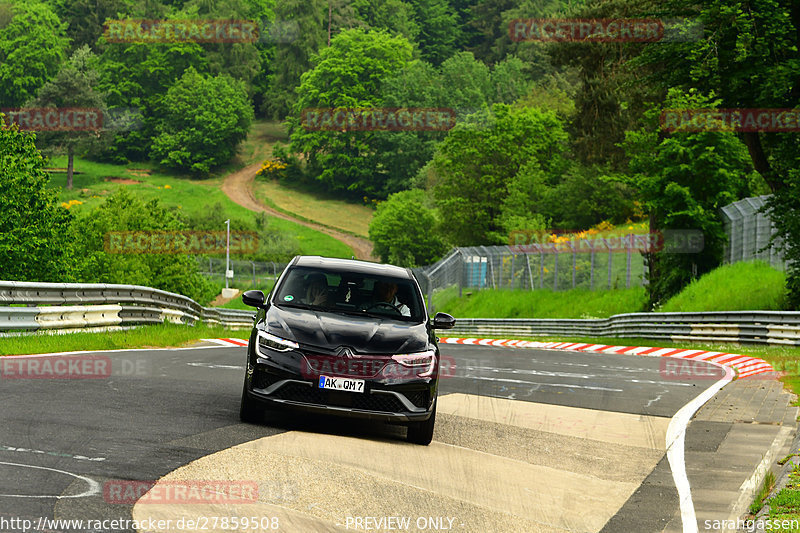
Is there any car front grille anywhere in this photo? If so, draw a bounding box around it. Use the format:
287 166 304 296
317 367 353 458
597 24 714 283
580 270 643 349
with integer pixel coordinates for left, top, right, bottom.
405 390 428 409
271 382 409 413
254 371 282 390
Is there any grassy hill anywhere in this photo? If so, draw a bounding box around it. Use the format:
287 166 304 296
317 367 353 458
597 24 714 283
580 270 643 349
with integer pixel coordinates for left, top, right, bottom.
46 157 353 258
658 261 785 312
245 120 374 238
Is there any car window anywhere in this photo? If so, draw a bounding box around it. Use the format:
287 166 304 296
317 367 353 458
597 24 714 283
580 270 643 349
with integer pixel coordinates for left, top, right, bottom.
274 266 423 321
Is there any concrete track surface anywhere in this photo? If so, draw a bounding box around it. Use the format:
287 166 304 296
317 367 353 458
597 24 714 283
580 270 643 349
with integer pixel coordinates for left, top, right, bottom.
0 343 795 533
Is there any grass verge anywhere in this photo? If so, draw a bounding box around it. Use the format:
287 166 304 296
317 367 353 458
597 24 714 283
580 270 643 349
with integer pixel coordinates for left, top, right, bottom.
764 464 800 532
0 323 242 356
432 286 647 319
253 177 373 238
752 470 777 514
659 261 786 312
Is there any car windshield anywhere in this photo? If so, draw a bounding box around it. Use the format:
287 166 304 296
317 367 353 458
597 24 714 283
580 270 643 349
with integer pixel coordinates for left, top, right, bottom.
273 266 424 321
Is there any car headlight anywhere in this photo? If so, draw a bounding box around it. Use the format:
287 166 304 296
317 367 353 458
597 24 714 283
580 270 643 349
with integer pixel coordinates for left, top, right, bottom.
257 331 299 355
391 350 436 377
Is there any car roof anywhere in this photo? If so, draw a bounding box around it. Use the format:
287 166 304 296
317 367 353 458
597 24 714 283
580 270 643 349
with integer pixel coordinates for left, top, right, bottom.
292 256 412 279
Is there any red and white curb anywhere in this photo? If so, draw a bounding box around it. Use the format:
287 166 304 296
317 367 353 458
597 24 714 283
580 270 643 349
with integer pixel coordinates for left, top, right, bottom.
203 338 248 347
438 337 775 380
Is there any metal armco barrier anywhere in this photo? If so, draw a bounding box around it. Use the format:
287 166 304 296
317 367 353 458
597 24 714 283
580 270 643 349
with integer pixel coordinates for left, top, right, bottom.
0 281 255 332
3 280 799 344
449 312 800 346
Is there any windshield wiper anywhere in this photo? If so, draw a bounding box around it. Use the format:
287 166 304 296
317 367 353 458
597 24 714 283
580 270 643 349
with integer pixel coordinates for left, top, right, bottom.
330 308 386 320
275 302 327 312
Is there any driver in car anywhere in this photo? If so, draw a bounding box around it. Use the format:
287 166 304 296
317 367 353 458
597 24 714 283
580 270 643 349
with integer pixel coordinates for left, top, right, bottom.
372 281 410 316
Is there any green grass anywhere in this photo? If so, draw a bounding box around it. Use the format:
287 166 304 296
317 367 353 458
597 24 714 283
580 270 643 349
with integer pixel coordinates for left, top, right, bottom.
0 323 241 356
253 177 374 238
432 260 786 318
211 278 277 309
237 119 289 166
752 470 777 514
659 261 786 312
240 119 375 238
46 156 353 258
765 464 800 531
432 285 647 319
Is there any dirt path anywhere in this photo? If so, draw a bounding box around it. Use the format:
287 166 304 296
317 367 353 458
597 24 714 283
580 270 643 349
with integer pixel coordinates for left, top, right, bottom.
221 164 375 260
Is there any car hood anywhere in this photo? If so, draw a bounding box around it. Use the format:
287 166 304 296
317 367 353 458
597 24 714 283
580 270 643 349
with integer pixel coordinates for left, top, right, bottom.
264 304 429 354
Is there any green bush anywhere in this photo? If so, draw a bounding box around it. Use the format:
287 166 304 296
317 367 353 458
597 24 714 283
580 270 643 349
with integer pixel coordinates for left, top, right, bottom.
369 189 448 267
70 189 217 304
0 120 75 281
150 68 254 175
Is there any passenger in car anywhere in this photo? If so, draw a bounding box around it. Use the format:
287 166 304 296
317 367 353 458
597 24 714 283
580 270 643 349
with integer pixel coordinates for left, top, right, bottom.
373 281 411 316
305 273 330 306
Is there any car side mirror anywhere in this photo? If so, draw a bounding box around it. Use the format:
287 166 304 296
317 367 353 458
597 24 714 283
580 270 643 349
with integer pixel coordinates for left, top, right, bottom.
242 289 266 308
432 312 456 329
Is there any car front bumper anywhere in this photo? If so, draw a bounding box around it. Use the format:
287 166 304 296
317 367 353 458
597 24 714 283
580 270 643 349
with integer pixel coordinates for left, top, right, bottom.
246 357 437 423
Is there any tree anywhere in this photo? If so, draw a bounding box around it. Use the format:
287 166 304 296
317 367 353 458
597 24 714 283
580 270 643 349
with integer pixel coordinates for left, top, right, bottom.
0 1 69 108
628 0 800 306
264 0 327 119
352 0 420 43
96 33 208 161
431 104 569 245
70 189 217 304
622 89 754 308
181 0 272 95
369 189 448 267
150 68 254 175
542 165 637 229
51 0 132 51
490 55 531 105
439 51 492 112
547 0 664 168
0 118 74 282
25 46 109 189
410 0 459 65
287 28 415 197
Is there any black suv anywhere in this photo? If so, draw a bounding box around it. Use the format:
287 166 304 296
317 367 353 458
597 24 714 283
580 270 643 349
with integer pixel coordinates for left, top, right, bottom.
239 256 455 445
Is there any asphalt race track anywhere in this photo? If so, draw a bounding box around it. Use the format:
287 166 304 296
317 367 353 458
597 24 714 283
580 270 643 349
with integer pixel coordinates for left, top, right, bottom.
0 343 751 532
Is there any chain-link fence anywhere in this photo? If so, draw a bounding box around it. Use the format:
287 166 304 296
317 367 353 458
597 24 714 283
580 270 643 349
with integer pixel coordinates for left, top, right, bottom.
413 240 648 305
721 195 786 270
198 257 287 289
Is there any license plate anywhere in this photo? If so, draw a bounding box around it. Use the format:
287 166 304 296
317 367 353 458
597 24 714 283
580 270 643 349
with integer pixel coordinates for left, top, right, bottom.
318 375 364 393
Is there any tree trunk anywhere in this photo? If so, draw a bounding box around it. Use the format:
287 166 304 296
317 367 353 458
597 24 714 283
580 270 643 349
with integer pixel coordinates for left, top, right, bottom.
67 145 74 190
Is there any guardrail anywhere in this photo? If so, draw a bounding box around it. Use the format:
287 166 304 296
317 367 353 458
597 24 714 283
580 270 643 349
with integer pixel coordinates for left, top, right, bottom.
449 312 800 346
3 281 799 345
0 281 255 333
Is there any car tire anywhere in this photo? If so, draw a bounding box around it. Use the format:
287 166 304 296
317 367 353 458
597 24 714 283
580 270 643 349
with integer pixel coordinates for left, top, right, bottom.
406 400 436 445
239 377 262 423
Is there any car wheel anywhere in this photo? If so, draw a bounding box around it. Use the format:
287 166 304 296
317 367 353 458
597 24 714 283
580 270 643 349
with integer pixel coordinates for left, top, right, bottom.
407 400 436 445
239 376 262 423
